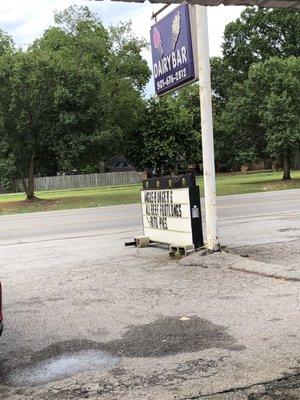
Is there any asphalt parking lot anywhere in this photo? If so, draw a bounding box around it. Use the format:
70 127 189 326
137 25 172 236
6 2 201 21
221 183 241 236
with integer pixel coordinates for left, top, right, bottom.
0 191 299 399
0 232 299 399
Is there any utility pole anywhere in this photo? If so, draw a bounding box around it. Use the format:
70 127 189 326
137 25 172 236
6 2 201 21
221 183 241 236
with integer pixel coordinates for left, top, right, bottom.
195 5 219 250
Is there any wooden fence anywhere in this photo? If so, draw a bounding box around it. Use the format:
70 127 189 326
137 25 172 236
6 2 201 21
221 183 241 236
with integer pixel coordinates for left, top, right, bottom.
15 171 143 192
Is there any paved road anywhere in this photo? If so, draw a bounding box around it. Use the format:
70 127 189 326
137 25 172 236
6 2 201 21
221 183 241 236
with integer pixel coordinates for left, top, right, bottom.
0 189 299 247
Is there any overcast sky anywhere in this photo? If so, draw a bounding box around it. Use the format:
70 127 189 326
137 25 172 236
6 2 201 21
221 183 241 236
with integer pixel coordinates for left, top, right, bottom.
0 0 245 94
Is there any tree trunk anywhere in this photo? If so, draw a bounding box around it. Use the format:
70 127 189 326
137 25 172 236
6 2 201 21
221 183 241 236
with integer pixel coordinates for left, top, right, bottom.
282 156 291 181
241 165 249 174
294 146 300 170
26 155 37 201
21 176 28 196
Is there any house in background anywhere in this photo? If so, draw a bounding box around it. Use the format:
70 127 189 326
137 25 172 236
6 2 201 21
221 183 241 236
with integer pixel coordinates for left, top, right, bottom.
109 155 136 172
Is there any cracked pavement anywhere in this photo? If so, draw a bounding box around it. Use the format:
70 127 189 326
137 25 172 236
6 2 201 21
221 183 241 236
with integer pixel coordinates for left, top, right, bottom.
0 192 299 399
0 234 299 399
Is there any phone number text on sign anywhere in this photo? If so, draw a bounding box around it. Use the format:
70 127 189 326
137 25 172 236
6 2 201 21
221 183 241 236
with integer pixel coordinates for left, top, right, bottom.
156 68 187 91
150 4 198 96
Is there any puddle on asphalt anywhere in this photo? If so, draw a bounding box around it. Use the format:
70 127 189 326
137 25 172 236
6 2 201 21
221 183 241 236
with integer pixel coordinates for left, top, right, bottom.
3 316 243 387
6 350 119 387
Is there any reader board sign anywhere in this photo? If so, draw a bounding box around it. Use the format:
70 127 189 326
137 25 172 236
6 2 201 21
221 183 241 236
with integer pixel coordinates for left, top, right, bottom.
150 3 198 96
141 174 203 248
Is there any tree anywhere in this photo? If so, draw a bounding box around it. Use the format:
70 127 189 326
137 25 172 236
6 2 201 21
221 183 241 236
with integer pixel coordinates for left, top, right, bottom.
218 57 300 179
247 57 300 180
0 43 105 199
212 76 267 170
0 31 16 192
222 8 300 82
210 8 300 170
211 7 300 106
125 96 201 175
31 7 150 174
0 29 13 56
0 6 150 199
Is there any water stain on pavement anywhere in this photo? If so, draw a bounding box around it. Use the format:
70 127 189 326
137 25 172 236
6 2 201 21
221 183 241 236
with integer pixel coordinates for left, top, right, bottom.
4 350 119 387
1 317 242 387
102 316 243 357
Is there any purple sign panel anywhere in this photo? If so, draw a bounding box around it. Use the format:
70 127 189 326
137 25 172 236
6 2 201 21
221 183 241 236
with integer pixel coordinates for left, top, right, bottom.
150 4 197 96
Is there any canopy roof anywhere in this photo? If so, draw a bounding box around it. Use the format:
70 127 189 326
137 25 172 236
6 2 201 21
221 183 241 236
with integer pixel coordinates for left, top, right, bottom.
186 0 300 7
103 0 300 8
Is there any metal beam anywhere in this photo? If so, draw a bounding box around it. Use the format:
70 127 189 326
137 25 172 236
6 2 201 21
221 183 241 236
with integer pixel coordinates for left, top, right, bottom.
93 0 300 8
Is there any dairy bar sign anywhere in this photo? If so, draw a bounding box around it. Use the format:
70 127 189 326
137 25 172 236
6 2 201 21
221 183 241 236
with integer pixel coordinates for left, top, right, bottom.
150 3 198 95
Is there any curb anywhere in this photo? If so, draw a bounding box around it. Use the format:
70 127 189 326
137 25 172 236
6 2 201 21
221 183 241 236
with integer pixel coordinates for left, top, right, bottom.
178 251 300 282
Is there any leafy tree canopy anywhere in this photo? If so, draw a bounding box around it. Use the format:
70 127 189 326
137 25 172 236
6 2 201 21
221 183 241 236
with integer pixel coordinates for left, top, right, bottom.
125 95 201 175
0 6 151 198
210 8 300 170
0 29 13 56
212 8 300 102
248 57 300 179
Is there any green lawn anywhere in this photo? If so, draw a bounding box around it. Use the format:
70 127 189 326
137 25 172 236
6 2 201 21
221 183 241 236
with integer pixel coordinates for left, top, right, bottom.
0 170 299 215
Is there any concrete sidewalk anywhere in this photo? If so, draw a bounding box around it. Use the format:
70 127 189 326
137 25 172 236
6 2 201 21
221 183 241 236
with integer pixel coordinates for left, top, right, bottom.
179 247 300 282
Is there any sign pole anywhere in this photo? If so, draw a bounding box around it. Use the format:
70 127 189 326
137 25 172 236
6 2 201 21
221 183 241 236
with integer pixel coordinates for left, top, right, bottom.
195 5 219 251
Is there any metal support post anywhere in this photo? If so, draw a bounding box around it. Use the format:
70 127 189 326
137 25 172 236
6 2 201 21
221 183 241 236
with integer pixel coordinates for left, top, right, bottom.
195 5 219 250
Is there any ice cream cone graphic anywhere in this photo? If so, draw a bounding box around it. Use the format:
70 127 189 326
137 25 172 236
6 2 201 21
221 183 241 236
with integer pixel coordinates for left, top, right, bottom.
171 12 181 51
153 27 164 57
